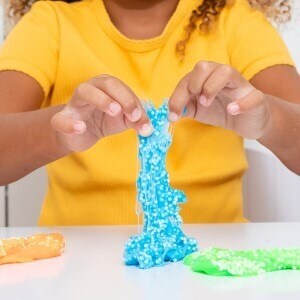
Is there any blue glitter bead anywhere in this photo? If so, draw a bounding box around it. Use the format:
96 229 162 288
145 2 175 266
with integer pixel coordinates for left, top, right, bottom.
124 101 199 269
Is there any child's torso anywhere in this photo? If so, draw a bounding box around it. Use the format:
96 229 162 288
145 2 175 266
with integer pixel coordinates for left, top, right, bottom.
39 0 248 225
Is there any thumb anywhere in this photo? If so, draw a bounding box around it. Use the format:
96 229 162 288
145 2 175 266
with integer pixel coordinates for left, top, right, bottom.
51 110 86 135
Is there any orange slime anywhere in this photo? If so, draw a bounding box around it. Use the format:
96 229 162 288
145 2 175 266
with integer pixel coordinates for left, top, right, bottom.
0 233 65 265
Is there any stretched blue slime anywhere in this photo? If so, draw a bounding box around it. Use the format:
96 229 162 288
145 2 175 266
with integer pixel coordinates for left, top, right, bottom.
124 102 198 269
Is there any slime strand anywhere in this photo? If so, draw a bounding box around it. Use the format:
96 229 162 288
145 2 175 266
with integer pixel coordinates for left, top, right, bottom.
124 102 198 269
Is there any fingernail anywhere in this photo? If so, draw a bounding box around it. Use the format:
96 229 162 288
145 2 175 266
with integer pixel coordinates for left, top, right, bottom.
228 103 240 115
131 108 142 122
73 123 84 132
109 102 121 115
199 95 208 106
168 112 179 122
139 123 153 136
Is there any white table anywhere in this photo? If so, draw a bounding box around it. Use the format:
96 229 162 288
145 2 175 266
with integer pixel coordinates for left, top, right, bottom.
1 223 300 300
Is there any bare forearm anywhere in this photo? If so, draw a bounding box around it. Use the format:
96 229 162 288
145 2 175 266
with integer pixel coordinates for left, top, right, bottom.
0 105 71 185
259 95 300 175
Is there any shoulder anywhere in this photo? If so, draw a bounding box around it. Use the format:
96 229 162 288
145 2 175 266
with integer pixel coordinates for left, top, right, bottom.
219 0 272 37
220 0 266 26
27 0 94 21
222 0 254 16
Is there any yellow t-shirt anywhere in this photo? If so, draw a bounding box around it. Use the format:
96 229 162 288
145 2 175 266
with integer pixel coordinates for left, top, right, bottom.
0 0 293 225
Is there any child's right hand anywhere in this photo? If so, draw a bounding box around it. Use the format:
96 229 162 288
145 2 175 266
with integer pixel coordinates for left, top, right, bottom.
51 75 153 152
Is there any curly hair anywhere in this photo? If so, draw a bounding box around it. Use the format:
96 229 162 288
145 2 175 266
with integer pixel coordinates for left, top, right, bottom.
6 0 291 57
176 0 291 57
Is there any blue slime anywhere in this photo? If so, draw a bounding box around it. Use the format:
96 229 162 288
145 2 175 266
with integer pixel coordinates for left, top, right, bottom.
123 102 198 269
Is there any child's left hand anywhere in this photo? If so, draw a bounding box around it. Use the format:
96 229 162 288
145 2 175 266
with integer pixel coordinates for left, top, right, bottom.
168 61 271 139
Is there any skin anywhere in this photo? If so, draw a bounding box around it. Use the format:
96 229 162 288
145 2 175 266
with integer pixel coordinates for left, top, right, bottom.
0 0 299 186
168 62 300 174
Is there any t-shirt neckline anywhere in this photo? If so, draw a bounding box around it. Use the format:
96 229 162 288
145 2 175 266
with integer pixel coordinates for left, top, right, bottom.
92 0 198 52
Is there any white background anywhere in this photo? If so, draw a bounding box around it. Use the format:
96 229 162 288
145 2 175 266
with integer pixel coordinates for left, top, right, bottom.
0 4 5 226
0 2 299 226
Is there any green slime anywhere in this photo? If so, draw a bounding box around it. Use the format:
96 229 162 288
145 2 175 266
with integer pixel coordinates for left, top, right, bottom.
184 247 300 276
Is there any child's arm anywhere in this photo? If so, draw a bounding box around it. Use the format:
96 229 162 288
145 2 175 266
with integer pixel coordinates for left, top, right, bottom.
0 71 152 185
251 65 300 174
0 107 70 185
0 71 69 185
168 62 300 175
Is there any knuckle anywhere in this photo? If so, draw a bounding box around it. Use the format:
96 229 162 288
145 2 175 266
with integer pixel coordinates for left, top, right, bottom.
75 83 90 98
100 76 115 89
187 81 197 95
220 64 233 76
194 61 208 73
177 76 189 88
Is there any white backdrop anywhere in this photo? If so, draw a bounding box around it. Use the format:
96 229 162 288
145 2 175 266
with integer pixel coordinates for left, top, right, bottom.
243 2 300 221
0 3 5 226
281 0 300 71
0 2 299 225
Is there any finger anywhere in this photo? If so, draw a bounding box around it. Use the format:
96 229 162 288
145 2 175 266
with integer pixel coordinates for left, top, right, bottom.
198 65 234 107
187 61 219 104
184 98 197 119
51 111 87 135
123 100 154 137
227 90 265 115
168 74 191 122
71 83 122 117
169 62 218 121
73 79 153 137
124 113 154 137
92 76 153 136
198 64 253 108
129 101 153 137
91 76 146 123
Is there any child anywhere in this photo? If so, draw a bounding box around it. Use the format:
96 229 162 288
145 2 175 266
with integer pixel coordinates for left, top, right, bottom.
0 0 299 225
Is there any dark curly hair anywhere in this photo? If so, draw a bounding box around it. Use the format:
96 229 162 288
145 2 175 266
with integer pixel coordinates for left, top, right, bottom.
7 0 291 57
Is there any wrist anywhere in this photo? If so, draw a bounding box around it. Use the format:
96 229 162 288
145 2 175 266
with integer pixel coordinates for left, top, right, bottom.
257 94 280 146
53 129 73 157
45 105 73 158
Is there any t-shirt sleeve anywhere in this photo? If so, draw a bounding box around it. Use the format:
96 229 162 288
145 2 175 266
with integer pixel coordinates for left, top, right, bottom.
0 1 59 97
223 0 294 80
